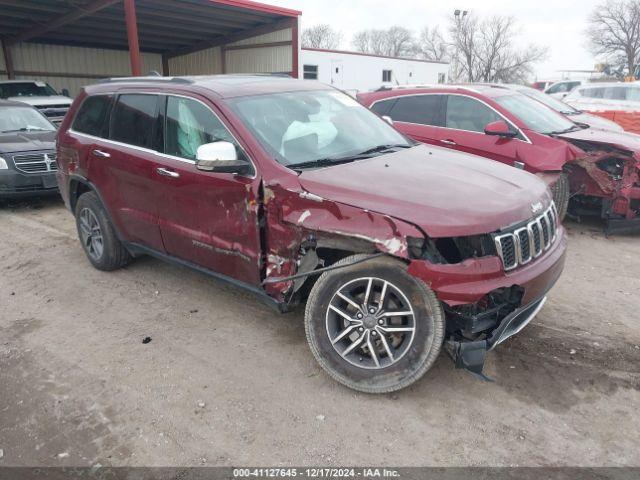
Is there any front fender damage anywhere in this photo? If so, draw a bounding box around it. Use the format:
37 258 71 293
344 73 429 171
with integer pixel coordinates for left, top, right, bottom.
561 139 640 226
260 178 423 302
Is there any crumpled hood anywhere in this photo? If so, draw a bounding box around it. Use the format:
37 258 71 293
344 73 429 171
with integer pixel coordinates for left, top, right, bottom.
0 131 56 154
558 128 640 158
298 144 551 238
570 112 625 133
7 95 72 107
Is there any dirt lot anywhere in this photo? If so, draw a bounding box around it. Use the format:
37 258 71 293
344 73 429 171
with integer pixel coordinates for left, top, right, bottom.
0 196 639 467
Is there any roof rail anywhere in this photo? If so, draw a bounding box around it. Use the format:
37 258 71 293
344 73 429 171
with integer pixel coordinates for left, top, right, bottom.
381 83 481 93
97 76 193 84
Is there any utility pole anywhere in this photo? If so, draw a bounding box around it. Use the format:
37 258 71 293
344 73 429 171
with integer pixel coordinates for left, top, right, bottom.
452 9 468 83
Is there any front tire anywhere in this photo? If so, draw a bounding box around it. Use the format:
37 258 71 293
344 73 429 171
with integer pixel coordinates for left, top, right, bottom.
75 191 131 271
304 254 445 393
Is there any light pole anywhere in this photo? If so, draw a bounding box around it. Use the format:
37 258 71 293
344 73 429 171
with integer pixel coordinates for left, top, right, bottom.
452 9 468 82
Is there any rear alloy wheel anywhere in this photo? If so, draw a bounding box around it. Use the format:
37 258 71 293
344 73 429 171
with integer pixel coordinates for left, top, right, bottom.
305 254 445 393
75 191 131 271
78 207 104 262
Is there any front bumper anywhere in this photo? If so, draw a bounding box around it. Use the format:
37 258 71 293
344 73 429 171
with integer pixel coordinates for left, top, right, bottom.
604 186 640 234
0 169 59 198
445 295 549 378
407 227 567 379
407 226 567 306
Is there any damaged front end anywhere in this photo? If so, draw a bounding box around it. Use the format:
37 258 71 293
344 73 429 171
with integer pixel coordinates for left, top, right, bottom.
258 175 424 307
561 136 640 233
258 171 566 379
443 287 547 380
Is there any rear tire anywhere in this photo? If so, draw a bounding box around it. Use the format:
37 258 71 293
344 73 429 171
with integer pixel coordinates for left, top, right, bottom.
304 254 445 393
75 191 131 271
551 173 570 222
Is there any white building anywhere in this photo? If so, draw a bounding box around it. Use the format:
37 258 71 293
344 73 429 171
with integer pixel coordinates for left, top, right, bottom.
300 48 449 94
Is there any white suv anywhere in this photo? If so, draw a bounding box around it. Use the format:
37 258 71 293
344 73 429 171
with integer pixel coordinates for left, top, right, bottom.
564 83 640 112
544 80 582 99
0 80 72 125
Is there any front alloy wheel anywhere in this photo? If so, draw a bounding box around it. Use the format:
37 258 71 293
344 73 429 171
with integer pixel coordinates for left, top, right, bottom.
305 254 445 393
326 277 416 369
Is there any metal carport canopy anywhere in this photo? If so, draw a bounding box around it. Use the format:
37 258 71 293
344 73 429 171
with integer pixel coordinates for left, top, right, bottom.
0 0 301 78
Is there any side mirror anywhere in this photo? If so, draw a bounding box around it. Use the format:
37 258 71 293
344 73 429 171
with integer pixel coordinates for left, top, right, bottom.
61 88 70 97
381 115 394 126
484 120 518 138
195 141 250 174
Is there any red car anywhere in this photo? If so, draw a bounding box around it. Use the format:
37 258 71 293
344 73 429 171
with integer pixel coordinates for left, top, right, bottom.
358 85 640 233
56 76 566 392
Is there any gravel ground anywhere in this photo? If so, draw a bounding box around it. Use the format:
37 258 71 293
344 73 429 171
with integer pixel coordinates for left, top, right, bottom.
0 196 638 467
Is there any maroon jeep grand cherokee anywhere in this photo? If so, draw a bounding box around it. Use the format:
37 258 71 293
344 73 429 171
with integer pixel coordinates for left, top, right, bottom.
56 75 567 393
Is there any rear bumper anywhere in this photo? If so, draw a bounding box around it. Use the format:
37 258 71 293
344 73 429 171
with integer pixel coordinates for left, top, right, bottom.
0 170 59 198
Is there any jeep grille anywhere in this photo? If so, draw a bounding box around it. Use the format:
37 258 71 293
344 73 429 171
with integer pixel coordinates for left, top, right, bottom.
494 203 558 271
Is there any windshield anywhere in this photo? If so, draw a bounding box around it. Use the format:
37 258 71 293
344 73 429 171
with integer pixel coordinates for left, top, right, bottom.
0 82 59 99
228 90 412 168
516 86 579 115
0 107 56 133
495 93 578 134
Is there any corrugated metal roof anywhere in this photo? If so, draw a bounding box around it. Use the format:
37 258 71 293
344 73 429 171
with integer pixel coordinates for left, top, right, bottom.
0 0 299 54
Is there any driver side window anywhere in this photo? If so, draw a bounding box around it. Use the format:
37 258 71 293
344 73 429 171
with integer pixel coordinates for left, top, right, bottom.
445 95 502 133
164 96 237 160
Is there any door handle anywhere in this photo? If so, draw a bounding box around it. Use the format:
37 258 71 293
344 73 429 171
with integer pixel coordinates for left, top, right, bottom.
92 149 111 158
156 167 180 178
441 139 457 146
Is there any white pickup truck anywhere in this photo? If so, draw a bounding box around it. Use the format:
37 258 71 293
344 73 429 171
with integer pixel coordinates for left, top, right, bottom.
0 80 72 125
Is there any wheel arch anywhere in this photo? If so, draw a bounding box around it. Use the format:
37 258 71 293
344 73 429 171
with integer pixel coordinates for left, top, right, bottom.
67 175 125 242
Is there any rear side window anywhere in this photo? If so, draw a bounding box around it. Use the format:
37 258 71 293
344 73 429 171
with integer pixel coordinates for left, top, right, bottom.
446 95 501 133
72 95 112 137
581 87 605 99
604 87 627 100
370 98 397 116
110 94 159 149
627 87 640 101
386 95 445 126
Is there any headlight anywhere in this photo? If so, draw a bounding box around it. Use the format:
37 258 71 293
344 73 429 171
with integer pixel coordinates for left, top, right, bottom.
0 157 8 170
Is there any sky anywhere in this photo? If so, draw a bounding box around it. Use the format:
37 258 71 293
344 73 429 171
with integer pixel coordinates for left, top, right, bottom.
267 0 604 80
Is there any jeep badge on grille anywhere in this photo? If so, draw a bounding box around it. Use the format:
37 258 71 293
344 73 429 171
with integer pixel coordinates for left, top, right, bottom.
531 202 543 214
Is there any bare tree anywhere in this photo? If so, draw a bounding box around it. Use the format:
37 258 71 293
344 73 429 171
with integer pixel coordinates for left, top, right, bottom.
352 27 415 57
302 24 343 49
352 30 387 55
416 26 450 62
384 26 415 57
449 13 548 83
587 0 640 77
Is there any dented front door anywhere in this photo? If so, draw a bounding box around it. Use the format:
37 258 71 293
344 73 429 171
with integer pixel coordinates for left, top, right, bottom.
154 94 262 285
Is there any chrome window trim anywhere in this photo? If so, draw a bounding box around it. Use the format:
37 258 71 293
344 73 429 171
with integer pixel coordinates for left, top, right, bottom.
369 92 532 144
69 91 258 179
